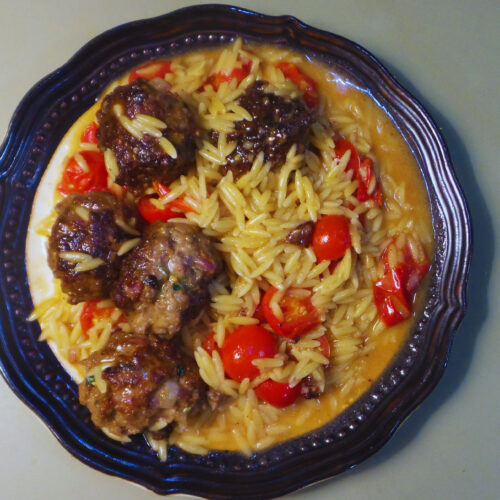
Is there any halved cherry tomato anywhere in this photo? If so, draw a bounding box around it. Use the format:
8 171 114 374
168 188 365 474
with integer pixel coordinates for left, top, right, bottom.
57 150 109 195
80 300 124 337
80 121 98 145
335 138 382 206
374 238 429 326
312 215 352 262
129 60 172 83
203 332 218 355
204 59 251 91
153 181 197 214
317 335 331 360
381 238 430 293
373 268 412 326
138 180 200 223
220 325 277 381
356 157 382 205
276 62 319 108
255 379 302 408
261 287 320 339
137 195 185 223
253 302 267 324
334 138 360 172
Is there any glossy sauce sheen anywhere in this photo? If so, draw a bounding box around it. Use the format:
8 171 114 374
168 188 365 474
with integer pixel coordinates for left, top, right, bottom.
26 45 433 449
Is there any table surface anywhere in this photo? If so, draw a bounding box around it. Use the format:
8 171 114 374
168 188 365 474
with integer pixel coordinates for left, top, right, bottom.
0 1 498 499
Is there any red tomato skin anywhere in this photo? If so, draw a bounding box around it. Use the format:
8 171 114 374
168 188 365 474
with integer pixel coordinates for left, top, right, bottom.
312 215 352 262
335 139 382 206
220 325 277 382
205 60 251 90
80 122 98 144
253 301 267 324
203 332 218 355
373 267 411 326
153 182 197 214
255 380 302 407
80 300 99 336
373 234 430 327
57 151 109 195
261 287 320 339
317 335 331 360
80 300 124 337
334 138 360 173
128 60 171 83
276 62 319 108
137 196 185 223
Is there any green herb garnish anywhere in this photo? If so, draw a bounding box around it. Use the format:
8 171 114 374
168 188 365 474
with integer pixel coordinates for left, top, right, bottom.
177 364 186 378
172 282 182 291
85 375 95 387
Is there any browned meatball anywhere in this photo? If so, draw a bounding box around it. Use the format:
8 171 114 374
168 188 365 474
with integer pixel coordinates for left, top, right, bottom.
79 331 206 439
111 221 223 337
210 80 316 179
97 78 198 196
48 192 139 304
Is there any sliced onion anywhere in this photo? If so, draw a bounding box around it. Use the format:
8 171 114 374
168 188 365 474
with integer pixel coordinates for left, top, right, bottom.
155 380 179 409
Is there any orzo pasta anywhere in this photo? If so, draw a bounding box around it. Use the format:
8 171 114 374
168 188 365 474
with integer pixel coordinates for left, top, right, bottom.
27 39 433 460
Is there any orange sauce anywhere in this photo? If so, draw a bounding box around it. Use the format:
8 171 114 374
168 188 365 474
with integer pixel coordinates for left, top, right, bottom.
27 43 433 451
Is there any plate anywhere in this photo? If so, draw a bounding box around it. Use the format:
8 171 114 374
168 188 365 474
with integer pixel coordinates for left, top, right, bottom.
0 5 471 498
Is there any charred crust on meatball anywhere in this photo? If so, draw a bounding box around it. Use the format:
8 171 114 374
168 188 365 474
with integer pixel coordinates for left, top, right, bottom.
96 78 198 196
78 331 207 438
111 221 223 337
210 80 316 179
48 192 139 304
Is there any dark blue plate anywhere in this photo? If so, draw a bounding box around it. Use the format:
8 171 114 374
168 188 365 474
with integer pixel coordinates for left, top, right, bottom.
0 5 471 498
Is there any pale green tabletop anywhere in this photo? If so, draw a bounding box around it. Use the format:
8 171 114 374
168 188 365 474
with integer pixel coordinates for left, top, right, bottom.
0 1 498 499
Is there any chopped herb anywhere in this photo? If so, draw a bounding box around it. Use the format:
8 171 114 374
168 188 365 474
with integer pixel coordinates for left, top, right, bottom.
85 375 95 387
183 406 192 414
172 282 182 291
177 364 186 378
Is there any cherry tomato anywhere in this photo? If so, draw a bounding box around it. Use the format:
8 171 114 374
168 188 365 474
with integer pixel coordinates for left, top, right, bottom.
356 157 382 205
402 245 430 296
57 150 109 195
373 268 412 326
253 302 267 324
255 379 302 407
80 300 124 337
204 59 251 91
137 195 185 223
261 287 320 339
374 238 429 326
220 325 277 381
276 62 319 108
317 335 331 360
203 332 218 355
335 138 382 206
80 121 98 144
334 138 360 172
129 60 172 83
312 215 352 262
153 182 197 213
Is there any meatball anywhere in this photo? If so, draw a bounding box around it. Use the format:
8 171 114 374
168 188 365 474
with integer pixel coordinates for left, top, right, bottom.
48 192 139 304
97 78 198 195
211 80 316 179
112 221 223 336
79 331 206 438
